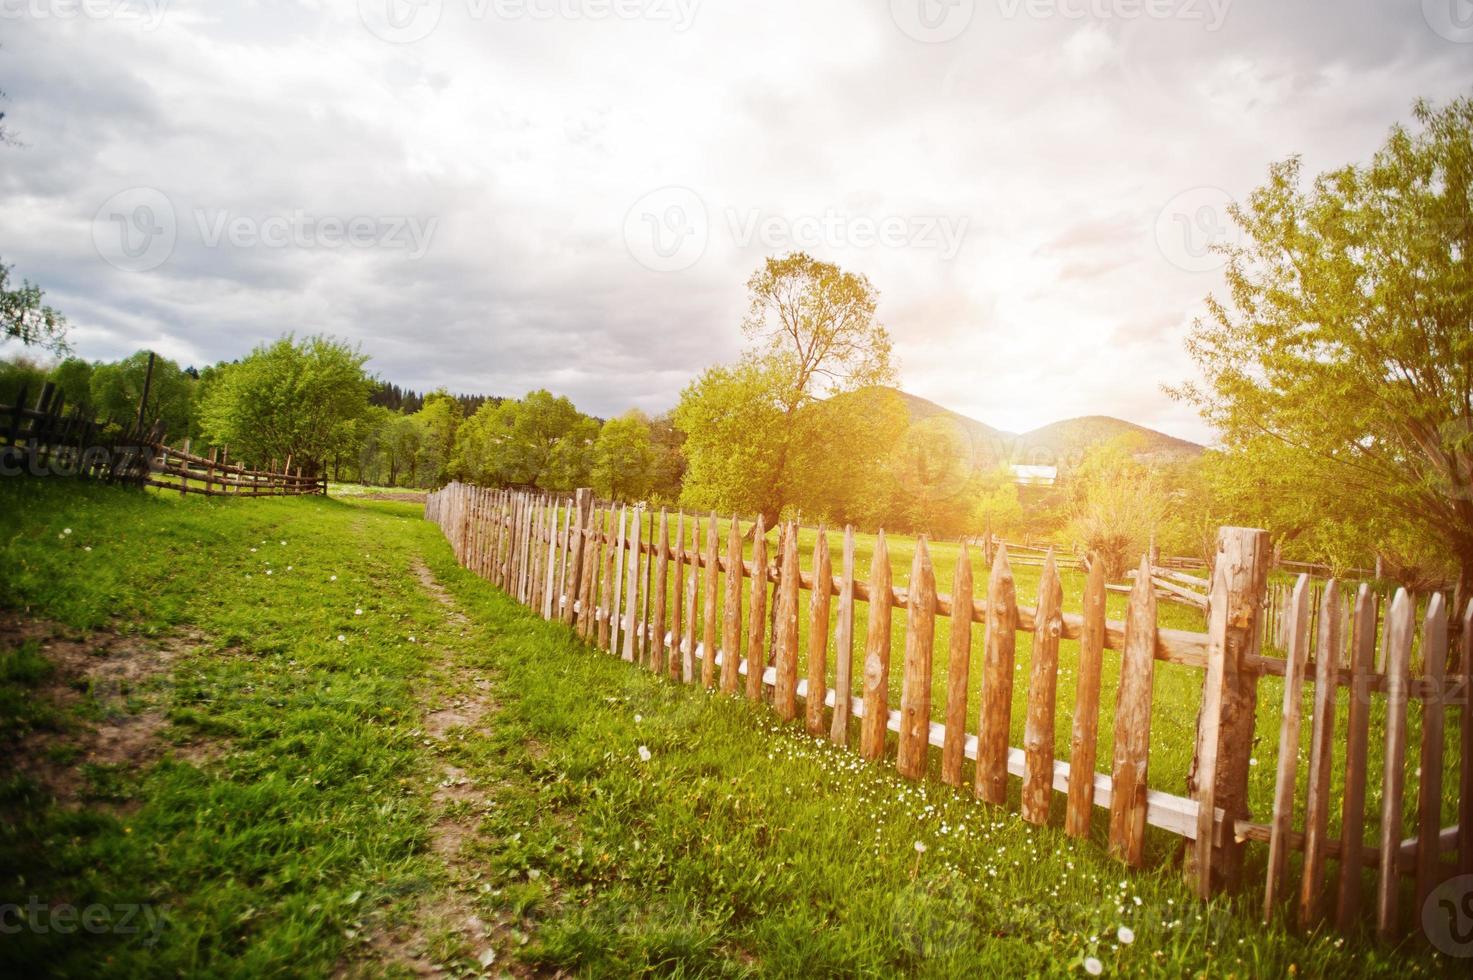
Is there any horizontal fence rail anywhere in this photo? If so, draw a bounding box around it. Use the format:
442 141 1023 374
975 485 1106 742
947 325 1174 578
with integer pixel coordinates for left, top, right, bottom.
1 383 325 497
426 483 1469 946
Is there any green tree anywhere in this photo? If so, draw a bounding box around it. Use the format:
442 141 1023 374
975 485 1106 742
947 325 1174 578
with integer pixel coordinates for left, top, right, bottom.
409 390 463 487
677 252 896 524
592 411 656 502
1174 95 1473 601
90 351 195 438
1 261 69 355
49 357 94 410
452 390 597 490
198 335 373 473
0 355 47 408
1065 437 1170 580
972 465 1026 542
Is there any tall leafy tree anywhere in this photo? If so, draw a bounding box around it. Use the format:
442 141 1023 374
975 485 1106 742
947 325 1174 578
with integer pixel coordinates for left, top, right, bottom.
198 335 373 473
1 260 69 355
677 252 896 524
452 390 597 490
1175 95 1473 601
90 351 195 438
591 411 656 502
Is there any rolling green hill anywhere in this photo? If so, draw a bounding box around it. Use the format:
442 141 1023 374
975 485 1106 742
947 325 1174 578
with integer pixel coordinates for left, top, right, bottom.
885 388 1204 471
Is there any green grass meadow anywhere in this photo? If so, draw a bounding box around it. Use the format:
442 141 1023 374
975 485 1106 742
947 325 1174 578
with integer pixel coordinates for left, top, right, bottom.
0 479 1458 976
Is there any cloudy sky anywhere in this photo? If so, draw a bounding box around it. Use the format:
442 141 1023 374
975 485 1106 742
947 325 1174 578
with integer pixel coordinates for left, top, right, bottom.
2 1 1469 443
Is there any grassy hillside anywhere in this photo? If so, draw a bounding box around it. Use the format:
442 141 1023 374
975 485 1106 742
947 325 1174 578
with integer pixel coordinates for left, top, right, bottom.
886 388 1203 469
0 480 1451 977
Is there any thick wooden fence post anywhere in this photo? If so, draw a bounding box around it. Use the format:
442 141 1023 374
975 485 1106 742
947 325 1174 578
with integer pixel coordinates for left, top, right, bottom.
1414 593 1448 913
1263 574 1310 921
859 530 893 761
1186 526 1270 893
1065 556 1107 837
563 488 592 625
976 546 1016 805
720 515 742 693
1376 588 1415 941
701 513 719 689
805 528 832 736
1109 556 1157 868
896 537 936 780
941 544 973 788
1300 579 1342 925
1335 584 1377 929
745 516 768 701
774 522 801 720
1022 551 1063 825
829 525 857 746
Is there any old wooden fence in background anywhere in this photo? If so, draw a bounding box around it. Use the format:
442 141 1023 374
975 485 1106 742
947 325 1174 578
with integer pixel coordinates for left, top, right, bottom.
1 382 324 497
427 482 1470 945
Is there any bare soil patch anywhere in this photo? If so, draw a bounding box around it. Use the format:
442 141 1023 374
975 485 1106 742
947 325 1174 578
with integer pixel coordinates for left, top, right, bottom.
0 613 209 805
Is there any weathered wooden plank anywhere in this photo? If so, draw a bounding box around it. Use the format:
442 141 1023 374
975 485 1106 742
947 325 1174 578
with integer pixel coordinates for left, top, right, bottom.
805 528 833 735
1186 527 1270 892
1460 599 1473 878
702 512 720 689
1376 588 1415 940
745 516 768 702
1415 593 1448 912
651 510 669 673
1022 551 1063 825
830 526 857 747
976 546 1017 805
1335 584 1378 931
859 530 894 761
1066 555 1107 838
721 515 743 694
1263 574 1310 921
594 506 612 647
670 511 685 680
682 516 699 683
896 537 937 780
941 543 974 788
1109 555 1158 868
621 506 641 663
1187 560 1230 899
609 505 627 650
774 522 801 720
1300 579 1342 925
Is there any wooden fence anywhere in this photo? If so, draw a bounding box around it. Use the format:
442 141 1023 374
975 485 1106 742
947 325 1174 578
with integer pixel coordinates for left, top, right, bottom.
426 483 1470 945
1 382 325 497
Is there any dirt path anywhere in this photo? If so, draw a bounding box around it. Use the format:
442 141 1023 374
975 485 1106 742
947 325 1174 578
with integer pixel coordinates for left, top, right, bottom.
342 562 519 978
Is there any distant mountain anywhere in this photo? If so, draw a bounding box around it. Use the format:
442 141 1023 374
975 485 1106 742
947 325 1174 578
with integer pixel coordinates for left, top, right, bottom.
883 388 1203 472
